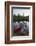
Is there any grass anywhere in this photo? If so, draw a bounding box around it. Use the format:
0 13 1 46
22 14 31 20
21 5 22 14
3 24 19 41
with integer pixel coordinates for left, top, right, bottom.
13 31 29 36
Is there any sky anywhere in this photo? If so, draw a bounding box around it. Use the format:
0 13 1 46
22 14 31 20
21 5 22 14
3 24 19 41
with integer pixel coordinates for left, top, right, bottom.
13 8 31 16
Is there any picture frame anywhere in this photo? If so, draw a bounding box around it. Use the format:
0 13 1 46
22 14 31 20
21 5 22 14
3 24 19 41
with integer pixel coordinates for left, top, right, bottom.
5 1 35 44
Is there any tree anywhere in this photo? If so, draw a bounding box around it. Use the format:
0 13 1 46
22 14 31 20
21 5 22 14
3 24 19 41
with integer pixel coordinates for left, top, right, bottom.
13 14 29 22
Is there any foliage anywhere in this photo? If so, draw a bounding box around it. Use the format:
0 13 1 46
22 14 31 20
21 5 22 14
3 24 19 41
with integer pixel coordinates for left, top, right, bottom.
13 14 29 22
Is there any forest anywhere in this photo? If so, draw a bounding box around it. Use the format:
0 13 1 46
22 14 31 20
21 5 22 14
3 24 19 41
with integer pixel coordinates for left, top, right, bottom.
13 14 29 22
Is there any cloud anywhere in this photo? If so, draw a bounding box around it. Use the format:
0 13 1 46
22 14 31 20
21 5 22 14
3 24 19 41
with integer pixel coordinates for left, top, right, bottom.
13 8 31 16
